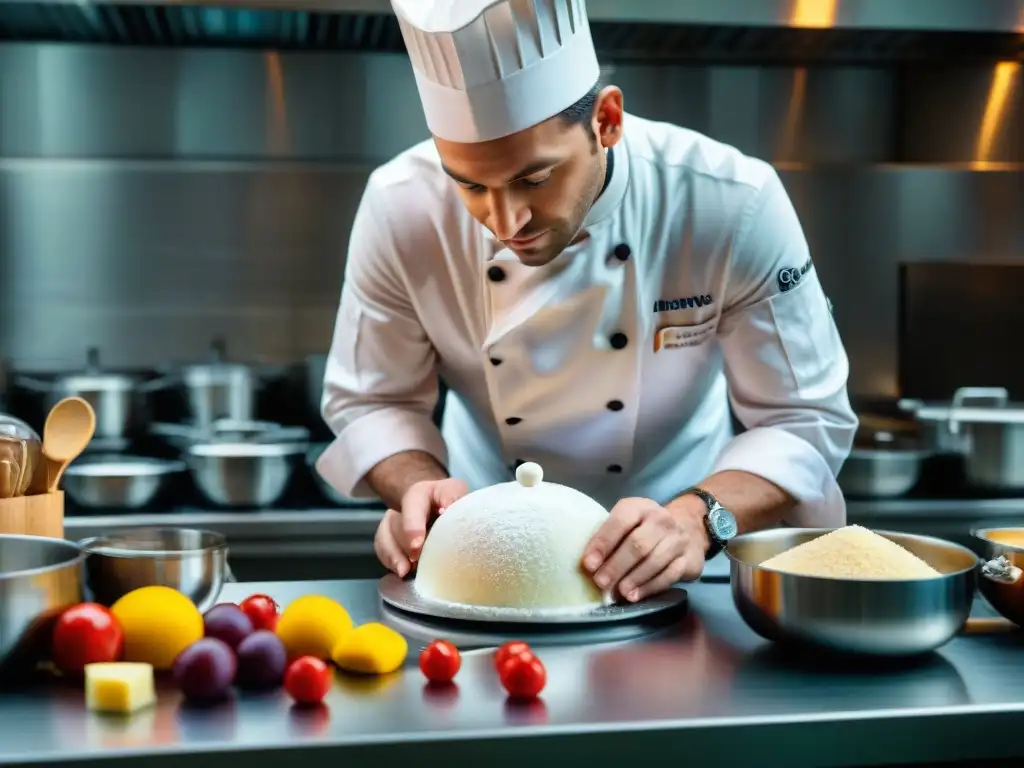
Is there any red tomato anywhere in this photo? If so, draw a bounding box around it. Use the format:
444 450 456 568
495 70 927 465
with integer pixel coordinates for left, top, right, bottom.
52 603 124 674
284 656 332 705
499 651 546 699
419 640 461 683
239 593 279 631
494 640 532 671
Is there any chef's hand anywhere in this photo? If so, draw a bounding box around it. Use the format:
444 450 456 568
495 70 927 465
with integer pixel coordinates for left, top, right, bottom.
581 497 708 602
374 478 469 578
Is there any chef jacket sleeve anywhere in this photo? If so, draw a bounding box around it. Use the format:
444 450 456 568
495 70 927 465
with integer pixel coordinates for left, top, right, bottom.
316 175 448 500
713 167 857 527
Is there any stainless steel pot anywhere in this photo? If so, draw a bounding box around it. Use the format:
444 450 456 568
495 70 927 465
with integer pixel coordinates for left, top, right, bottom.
79 527 228 612
0 535 86 679
899 386 1009 455
180 363 260 426
726 527 978 657
909 387 1024 490
948 406 1024 490
15 347 148 446
838 432 931 498
187 441 307 507
63 454 186 509
145 339 287 426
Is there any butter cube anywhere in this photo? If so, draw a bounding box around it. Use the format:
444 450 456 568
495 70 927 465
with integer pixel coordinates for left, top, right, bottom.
85 663 157 714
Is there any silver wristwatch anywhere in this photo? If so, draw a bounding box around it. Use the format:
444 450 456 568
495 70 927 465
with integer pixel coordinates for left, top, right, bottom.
682 486 738 559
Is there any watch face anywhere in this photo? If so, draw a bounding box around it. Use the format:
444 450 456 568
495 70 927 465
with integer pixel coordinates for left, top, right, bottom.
708 506 738 542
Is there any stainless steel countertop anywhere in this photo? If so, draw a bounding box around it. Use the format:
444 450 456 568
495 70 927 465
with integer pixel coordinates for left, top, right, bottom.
2 579 1024 768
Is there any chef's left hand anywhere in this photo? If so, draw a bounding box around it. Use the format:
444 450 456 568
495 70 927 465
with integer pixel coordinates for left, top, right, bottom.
582 497 708 602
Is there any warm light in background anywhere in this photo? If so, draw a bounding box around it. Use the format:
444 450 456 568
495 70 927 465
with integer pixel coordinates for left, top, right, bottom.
790 0 837 28
973 61 1021 169
777 68 809 162
264 51 291 155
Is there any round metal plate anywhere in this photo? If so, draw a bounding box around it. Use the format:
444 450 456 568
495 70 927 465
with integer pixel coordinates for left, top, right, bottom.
378 573 688 625
379 601 685 649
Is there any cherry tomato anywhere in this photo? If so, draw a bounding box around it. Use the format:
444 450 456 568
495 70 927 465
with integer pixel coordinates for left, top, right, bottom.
52 603 124 674
419 640 461 683
499 651 546 699
284 656 332 705
239 593 279 632
494 640 532 671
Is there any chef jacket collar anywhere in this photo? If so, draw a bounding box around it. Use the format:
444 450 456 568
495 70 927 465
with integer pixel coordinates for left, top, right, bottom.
582 140 629 230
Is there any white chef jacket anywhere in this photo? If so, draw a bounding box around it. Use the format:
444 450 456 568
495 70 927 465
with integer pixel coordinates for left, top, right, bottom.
318 112 857 526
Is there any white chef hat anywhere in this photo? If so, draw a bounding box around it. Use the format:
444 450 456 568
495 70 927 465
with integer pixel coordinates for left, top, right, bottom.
391 0 600 144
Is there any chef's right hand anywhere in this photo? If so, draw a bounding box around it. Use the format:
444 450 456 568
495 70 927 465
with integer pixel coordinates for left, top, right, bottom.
374 478 469 578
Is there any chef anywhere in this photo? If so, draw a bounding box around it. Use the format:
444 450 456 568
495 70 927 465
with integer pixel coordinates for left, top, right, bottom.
317 0 857 603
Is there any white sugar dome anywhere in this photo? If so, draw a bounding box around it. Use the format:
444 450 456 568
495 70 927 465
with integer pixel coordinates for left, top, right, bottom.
413 462 613 615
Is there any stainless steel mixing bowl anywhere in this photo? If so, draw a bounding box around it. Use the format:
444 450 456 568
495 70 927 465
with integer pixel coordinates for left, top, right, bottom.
726 527 979 657
79 527 228 612
837 446 929 498
0 535 86 678
187 441 306 507
63 454 186 509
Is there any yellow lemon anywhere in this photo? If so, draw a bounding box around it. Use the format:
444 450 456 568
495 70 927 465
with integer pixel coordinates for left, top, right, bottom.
332 622 408 675
110 586 204 671
275 595 353 660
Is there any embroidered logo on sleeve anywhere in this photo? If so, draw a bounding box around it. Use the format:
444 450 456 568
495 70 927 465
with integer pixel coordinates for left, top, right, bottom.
777 257 814 293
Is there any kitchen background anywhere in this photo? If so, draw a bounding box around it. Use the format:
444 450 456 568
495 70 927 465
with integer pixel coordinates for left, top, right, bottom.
1 0 1023 580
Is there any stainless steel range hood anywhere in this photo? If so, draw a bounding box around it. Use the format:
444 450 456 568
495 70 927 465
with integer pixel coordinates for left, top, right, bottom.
1 0 1022 62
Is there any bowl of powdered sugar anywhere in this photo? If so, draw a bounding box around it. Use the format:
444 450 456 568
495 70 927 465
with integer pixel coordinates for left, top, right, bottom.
725 525 979 657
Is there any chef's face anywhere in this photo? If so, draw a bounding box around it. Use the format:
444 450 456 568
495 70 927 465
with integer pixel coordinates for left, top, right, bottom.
434 86 625 267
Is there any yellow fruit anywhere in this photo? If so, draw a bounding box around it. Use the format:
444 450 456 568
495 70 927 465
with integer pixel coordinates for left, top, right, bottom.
275 595 353 660
109 586 204 671
332 622 407 675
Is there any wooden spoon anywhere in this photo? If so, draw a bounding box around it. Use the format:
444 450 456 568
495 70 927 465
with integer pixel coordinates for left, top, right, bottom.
29 397 96 494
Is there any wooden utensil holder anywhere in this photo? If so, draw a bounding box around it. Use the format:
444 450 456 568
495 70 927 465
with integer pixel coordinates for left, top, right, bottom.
0 492 65 539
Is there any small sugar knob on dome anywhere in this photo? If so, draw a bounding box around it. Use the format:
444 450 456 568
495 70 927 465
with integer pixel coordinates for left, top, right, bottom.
515 462 544 487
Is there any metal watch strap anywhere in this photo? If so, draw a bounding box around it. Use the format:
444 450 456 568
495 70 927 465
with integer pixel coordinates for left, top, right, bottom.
682 485 725 560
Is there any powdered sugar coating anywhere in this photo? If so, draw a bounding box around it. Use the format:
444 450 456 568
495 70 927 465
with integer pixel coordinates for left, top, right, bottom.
414 472 612 613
